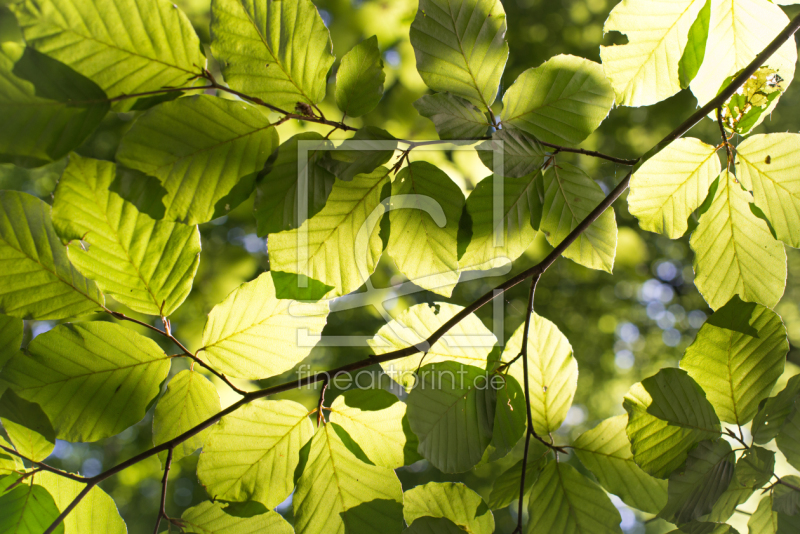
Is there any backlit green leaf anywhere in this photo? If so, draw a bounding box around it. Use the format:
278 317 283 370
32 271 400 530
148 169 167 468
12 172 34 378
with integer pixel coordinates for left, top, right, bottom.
403 517 467 534
200 271 329 380
336 36 385 118
702 446 774 523
37 471 126 534
500 54 614 146
527 460 622 534
180 501 294 534
477 129 547 179
116 95 279 225
0 322 170 442
690 171 786 310
403 481 494 534
487 444 549 510
628 138 720 239
0 315 23 369
210 0 334 110
409 0 508 108
320 127 396 182
0 191 104 319
541 162 617 272
413 93 489 140
573 415 668 514
387 162 464 297
153 370 221 463
0 389 54 462
198 399 313 509
0 474 64 534
776 400 800 471
406 362 496 473
11 0 205 111
624 368 721 478
752 375 800 444
678 0 711 88
52 155 201 316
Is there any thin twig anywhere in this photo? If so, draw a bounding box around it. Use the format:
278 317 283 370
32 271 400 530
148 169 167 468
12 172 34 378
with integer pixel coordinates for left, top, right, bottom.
716 107 733 170
316 379 329 427
725 428 750 449
153 448 174 534
0 445 87 483
42 12 800 534
537 140 639 166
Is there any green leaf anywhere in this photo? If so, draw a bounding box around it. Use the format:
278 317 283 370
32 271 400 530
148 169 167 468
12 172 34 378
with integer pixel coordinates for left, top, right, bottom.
179 501 294 534
200 271 329 380
406 362 496 473
776 400 800 471
486 373 526 461
573 415 668 514
117 95 279 225
500 55 615 146
736 134 800 248
268 167 389 297
666 524 739 534
541 162 617 272
623 368 721 478
628 138 720 239
369 302 496 391
413 93 489 140
210 0 334 110
293 422 403 534
752 375 800 444
659 440 735 524
0 436 22 476
320 127 397 182
772 476 800 515
718 67 786 136
0 322 170 442
0 43 108 165
51 155 201 316
37 471 126 534
459 172 542 271
691 171 786 310
702 445 775 523
0 474 64 534
477 129 547 179
328 389 420 469
0 315 23 369
498 312 577 436
678 0 711 88
487 444 549 510
198 399 313 509
0 389 54 462
600 0 708 107
0 191 104 319
403 481 494 534
336 36 385 118
689 0 796 116
153 370 221 463
681 297 788 425
387 162 464 297
749 494 779 534
403 517 467 534
10 0 205 111
254 132 335 236
527 460 623 534
409 0 508 108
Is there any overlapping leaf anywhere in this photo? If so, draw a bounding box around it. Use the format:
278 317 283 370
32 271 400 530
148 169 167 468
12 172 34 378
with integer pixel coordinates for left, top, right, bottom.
0 322 170 442
541 163 617 272
403 481 494 534
0 315 22 369
0 474 64 534
336 36 385 117
328 389 420 469
487 443 549 510
0 436 22 476
701 446 774 523
624 368 721 478
527 460 623 534
200 271 329 380
11 0 205 111
573 415 668 514
179 501 294 534
293 422 403 534
752 375 800 444
387 162 464 297
52 155 201 316
369 302 497 391
210 0 334 110
409 0 509 108
776 400 800 471
498 313 577 435
477 129 547 179
500 54 614 146
628 138 720 239
600 0 708 106
690 172 786 310
117 95 279 225
403 517 467 534
268 167 389 297
0 191 104 319
678 0 711 88
0 389 55 462
736 134 800 248
406 362 496 473
0 43 108 165
413 93 489 140
320 127 396 182
153 370 221 463
37 471 126 534
486 373 526 461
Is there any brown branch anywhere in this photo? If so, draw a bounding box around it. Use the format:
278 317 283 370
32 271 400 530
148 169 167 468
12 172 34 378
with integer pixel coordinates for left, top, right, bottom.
0 444 87 483
537 140 639 166
153 448 174 534
42 12 800 534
